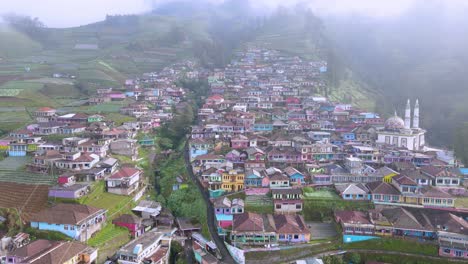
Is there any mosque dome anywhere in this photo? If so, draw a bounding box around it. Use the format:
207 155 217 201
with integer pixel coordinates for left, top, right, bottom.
385 114 405 130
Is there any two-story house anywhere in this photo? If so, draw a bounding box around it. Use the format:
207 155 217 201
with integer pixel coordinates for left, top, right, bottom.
221 168 244 192
421 166 461 187
106 167 142 196
115 230 171 264
272 188 303 214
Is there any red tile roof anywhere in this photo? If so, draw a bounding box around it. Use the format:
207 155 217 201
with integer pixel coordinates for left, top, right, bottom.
110 167 141 179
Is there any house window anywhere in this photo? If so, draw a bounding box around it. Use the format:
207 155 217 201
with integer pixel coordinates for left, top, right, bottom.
374 195 381 200
296 204 302 209
437 179 443 184
64 225 68 230
452 179 459 184
70 226 75 230
401 138 407 147
293 235 299 239
276 204 282 209
456 251 463 257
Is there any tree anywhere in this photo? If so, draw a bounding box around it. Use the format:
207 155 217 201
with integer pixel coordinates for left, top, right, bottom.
454 123 468 165
3 14 48 42
157 137 174 151
323 255 345 264
349 253 362 264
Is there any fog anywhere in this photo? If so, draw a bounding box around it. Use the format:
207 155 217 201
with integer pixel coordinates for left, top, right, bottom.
3 0 466 28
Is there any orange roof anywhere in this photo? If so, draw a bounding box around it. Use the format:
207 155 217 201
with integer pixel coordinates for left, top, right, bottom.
37 107 56 112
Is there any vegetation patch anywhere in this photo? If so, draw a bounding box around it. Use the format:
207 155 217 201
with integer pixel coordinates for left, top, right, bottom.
302 187 340 200
87 224 129 247
343 237 438 256
79 181 135 219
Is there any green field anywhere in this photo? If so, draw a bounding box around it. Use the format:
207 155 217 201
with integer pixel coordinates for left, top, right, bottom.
343 237 439 256
0 157 55 185
245 195 274 214
87 224 129 247
302 187 373 221
302 187 340 199
455 197 468 208
353 253 455 264
79 181 136 219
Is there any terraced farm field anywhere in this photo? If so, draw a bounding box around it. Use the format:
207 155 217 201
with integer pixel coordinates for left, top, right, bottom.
87 224 129 247
0 182 49 218
79 181 135 218
245 195 274 214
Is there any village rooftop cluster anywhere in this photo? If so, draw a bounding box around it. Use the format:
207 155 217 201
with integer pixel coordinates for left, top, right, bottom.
187 47 468 261
0 61 207 264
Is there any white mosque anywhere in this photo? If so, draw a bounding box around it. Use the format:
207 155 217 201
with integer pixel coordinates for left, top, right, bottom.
376 99 426 151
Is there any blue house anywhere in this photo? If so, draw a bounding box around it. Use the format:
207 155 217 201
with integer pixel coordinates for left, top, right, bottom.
189 138 214 160
319 105 335 112
284 167 305 185
244 169 263 187
29 204 107 242
8 143 27 157
336 183 371 200
308 131 331 141
138 137 155 146
253 123 273 132
342 132 356 141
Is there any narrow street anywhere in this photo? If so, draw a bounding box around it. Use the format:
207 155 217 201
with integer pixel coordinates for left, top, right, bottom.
183 140 236 264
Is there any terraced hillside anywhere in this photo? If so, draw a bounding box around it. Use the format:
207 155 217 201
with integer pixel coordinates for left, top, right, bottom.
0 14 213 134
0 182 49 218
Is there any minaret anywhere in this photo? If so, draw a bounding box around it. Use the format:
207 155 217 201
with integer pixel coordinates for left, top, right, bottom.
413 99 419 128
404 99 411 129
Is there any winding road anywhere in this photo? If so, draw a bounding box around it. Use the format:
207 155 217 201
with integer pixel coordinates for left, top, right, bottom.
183 140 236 264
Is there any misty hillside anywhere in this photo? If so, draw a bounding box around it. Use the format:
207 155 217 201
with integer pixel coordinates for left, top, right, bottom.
1 0 467 154
324 2 468 150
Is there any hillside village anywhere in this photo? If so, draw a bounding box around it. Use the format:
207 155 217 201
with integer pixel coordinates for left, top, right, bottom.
187 47 468 263
0 46 468 264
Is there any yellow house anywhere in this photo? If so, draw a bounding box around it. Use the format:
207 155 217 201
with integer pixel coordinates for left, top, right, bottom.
381 167 399 183
221 169 244 192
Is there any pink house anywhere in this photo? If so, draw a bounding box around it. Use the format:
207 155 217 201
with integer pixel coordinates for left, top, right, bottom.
230 135 249 149
57 175 76 185
112 214 144 237
261 177 270 187
206 94 224 105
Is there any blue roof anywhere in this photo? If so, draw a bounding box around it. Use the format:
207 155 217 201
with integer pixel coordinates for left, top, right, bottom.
215 214 233 221
459 168 468 175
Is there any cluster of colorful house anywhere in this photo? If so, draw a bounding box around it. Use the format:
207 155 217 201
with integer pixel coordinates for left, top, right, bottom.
187 47 468 259
0 60 218 264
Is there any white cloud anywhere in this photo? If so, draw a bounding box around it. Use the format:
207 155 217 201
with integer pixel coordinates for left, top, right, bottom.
2 0 468 28
0 0 152 28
